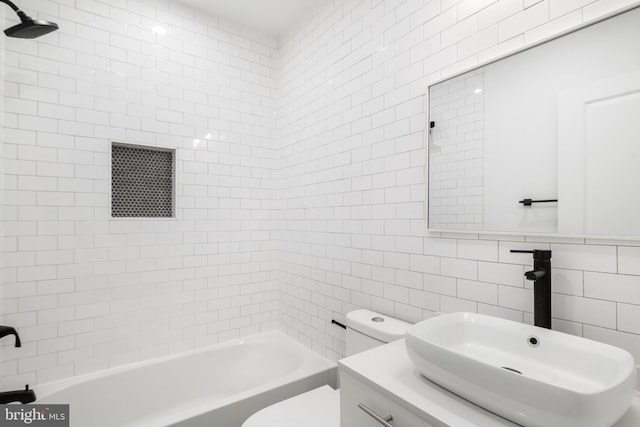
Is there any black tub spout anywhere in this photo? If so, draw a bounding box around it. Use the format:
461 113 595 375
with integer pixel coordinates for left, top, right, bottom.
0 326 21 347
0 385 36 404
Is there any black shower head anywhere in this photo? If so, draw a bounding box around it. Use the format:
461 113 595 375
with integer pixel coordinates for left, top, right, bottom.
1 1 58 39
4 16 58 38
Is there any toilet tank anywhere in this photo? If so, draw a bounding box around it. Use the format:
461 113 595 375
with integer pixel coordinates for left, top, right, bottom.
345 309 411 356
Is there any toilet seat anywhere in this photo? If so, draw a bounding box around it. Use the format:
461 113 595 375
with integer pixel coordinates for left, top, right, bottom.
242 385 339 427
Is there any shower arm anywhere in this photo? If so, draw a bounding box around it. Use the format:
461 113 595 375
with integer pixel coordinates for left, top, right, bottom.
0 0 30 21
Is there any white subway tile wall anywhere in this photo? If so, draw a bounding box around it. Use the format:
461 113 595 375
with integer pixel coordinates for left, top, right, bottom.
1 0 279 388
277 0 640 363
2 0 640 388
0 4 5 382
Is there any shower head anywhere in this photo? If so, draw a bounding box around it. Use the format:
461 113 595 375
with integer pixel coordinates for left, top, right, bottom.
1 0 58 39
5 14 58 38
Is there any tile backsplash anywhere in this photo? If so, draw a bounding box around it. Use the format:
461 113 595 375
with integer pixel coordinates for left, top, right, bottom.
3 0 640 387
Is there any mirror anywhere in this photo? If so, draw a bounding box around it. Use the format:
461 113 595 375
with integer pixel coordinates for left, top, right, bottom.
427 6 640 238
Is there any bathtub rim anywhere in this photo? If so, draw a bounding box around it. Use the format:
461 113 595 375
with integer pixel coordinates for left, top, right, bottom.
35 329 335 400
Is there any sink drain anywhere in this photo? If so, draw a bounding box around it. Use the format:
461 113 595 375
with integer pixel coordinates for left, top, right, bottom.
528 335 540 347
501 366 523 375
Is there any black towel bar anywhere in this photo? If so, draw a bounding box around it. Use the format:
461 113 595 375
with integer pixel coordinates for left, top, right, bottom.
519 199 558 206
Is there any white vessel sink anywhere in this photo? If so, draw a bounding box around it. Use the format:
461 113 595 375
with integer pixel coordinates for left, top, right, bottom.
405 312 636 427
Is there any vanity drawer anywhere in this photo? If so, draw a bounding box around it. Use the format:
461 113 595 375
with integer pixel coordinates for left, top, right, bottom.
340 371 435 427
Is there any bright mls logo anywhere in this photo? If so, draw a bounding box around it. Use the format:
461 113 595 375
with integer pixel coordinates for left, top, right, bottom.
0 405 69 426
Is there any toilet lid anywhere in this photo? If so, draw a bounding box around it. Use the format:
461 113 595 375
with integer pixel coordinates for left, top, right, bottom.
242 385 339 427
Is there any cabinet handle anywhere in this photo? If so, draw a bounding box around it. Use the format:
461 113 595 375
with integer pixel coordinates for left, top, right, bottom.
358 402 394 427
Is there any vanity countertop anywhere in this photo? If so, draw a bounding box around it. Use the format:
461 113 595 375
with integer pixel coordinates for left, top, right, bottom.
338 339 640 427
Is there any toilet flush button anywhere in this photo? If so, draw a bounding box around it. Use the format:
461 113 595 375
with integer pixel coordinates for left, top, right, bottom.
371 317 385 322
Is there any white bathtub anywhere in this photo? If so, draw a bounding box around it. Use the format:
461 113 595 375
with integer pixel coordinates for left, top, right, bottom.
36 331 336 427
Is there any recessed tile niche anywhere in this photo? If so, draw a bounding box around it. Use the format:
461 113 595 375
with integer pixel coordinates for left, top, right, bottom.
111 143 175 218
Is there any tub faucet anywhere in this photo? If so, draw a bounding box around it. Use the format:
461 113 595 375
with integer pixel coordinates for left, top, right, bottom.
510 249 552 329
0 385 36 404
0 326 21 347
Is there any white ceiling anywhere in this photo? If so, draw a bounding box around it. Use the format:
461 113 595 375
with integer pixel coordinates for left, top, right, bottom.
174 0 324 37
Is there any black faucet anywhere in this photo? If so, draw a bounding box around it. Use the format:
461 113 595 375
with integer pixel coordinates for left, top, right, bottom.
0 326 21 347
511 249 552 329
0 385 36 404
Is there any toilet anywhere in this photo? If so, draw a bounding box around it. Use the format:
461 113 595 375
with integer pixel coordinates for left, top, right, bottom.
242 309 410 427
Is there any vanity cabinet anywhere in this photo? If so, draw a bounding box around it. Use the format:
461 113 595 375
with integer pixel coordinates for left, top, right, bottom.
340 370 435 427
338 340 522 427
339 339 640 427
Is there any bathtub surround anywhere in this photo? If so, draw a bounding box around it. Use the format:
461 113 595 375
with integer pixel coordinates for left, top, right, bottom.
1 0 280 388
0 4 4 317
2 0 640 391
